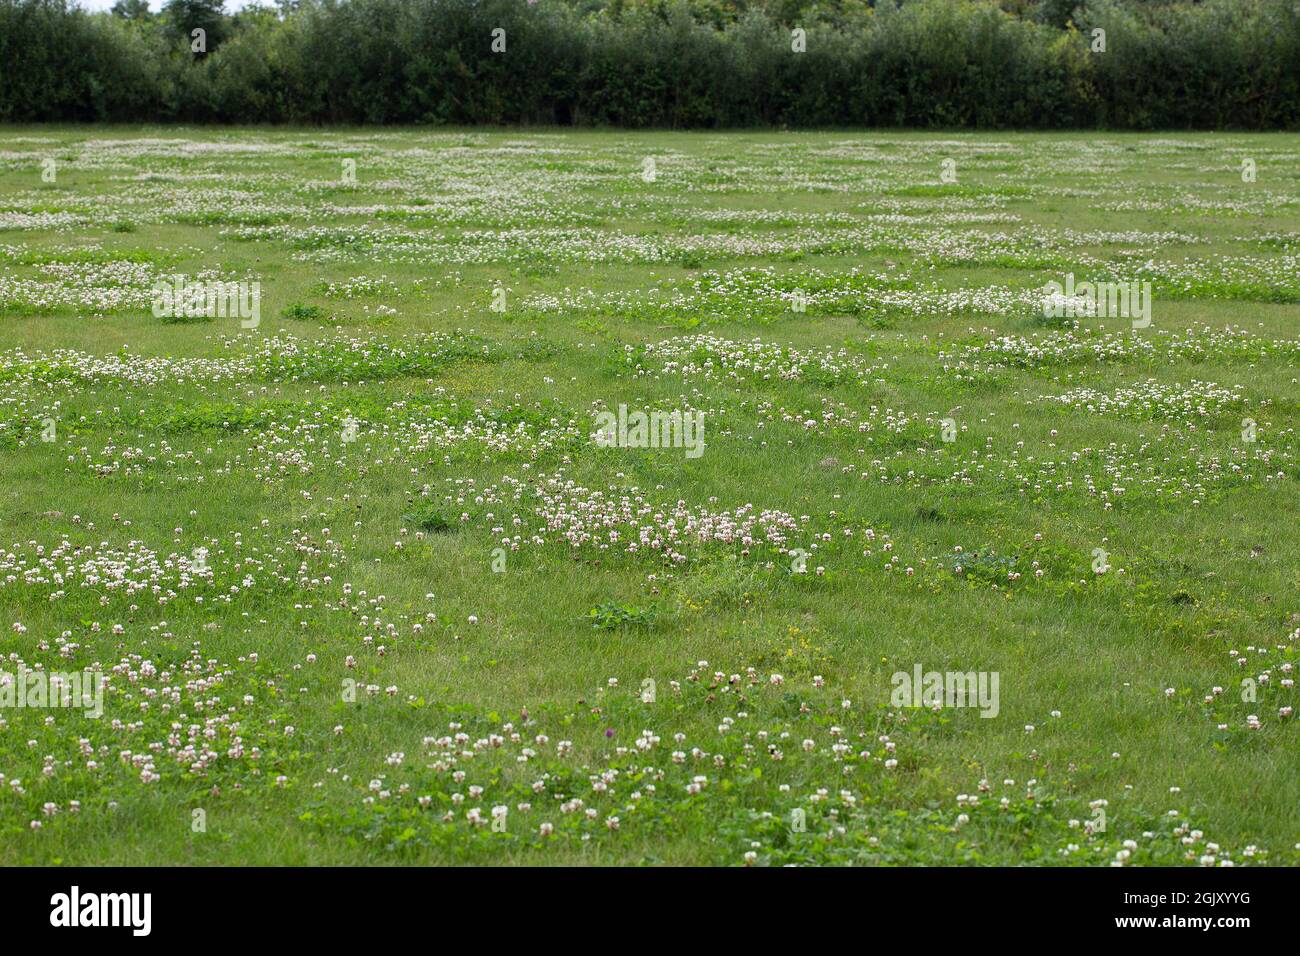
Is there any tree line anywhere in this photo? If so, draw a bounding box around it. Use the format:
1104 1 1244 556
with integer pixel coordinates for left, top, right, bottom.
1 0 1297 128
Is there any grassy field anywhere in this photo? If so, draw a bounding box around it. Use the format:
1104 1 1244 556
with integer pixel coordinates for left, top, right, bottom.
0 128 1296 866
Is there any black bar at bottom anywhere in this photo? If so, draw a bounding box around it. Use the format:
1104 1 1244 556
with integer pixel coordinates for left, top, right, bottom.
0 864 1288 940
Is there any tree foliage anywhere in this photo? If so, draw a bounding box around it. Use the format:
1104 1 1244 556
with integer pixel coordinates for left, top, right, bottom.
0 0 1295 128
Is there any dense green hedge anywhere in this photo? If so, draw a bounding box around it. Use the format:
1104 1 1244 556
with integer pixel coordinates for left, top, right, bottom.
2 0 1298 128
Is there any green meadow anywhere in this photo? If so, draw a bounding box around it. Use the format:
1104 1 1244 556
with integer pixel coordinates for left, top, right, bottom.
0 128 1296 865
